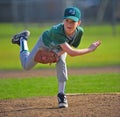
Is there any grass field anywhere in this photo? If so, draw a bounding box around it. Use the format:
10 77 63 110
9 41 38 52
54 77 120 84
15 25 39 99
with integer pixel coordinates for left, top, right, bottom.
0 23 120 69
0 73 120 99
0 23 120 100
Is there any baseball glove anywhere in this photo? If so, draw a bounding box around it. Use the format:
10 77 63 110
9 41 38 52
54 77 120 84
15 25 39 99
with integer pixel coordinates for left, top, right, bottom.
34 49 60 65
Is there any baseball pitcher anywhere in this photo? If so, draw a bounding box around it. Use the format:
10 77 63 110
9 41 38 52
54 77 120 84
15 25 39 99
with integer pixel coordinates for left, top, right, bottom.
11 7 101 108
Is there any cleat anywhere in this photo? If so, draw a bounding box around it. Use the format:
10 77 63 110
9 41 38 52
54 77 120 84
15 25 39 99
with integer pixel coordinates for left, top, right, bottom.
11 30 30 45
57 93 68 108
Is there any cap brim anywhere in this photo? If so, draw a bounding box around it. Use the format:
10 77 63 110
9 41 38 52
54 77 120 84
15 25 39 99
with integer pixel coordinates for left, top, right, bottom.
64 16 79 22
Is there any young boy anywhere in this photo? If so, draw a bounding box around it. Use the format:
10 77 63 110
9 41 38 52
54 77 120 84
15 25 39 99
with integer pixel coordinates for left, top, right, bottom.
11 7 101 108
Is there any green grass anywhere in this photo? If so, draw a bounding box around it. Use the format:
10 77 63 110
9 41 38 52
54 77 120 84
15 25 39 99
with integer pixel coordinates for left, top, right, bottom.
67 73 120 93
0 73 120 99
0 23 120 70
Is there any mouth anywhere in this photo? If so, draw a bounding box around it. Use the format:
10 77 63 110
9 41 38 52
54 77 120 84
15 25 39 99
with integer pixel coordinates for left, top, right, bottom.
67 26 72 30
64 25 74 35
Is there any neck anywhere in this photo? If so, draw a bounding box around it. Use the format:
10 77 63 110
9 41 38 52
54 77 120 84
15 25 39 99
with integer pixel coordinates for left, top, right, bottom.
66 31 75 37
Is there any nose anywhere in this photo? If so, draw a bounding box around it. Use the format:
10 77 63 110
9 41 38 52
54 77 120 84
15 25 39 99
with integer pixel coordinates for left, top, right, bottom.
67 21 73 27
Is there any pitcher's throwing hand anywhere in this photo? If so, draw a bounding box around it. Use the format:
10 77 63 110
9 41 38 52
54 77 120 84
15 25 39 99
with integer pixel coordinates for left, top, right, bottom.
89 41 101 52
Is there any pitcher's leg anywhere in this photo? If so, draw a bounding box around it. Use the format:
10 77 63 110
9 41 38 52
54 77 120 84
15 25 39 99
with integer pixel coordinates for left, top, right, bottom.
11 30 42 70
56 53 68 93
56 53 68 108
56 53 68 83
20 36 44 70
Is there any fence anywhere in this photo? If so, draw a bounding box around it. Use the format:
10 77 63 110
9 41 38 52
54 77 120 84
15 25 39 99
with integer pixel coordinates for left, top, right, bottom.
0 0 119 24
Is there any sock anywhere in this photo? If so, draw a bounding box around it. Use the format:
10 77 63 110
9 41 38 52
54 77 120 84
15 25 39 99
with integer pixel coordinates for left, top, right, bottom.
20 37 29 52
58 81 66 94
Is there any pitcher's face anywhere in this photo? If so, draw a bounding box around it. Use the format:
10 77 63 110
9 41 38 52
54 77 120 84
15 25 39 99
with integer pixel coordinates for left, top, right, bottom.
63 19 81 36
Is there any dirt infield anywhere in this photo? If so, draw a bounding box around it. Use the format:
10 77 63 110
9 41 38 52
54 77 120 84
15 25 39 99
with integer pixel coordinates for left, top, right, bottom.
0 66 120 117
0 94 120 117
0 66 120 78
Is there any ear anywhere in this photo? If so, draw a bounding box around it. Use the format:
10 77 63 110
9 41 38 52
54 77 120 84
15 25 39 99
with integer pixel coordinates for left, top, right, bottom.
77 20 81 26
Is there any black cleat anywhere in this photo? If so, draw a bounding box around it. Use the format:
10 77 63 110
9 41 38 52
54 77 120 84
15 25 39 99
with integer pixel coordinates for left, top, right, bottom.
11 30 30 45
57 93 68 108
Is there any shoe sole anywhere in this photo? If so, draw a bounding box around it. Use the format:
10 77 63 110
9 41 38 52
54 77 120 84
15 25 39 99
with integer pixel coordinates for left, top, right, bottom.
12 30 30 44
59 103 68 108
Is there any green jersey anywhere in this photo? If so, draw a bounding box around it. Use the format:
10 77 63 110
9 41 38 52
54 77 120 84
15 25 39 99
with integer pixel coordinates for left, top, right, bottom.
42 23 84 50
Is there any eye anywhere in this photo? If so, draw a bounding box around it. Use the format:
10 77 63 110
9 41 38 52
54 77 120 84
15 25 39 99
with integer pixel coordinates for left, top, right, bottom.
71 20 75 23
65 19 69 22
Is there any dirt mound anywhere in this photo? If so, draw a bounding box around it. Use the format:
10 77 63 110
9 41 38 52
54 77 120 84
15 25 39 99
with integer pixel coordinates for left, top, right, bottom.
0 66 120 78
0 94 120 117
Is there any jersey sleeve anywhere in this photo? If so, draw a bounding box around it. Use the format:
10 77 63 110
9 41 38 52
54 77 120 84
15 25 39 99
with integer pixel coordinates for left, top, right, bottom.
50 25 66 45
51 32 66 45
42 24 66 48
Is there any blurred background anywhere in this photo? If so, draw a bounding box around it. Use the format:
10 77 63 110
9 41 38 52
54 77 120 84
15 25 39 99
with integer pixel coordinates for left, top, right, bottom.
0 0 120 70
0 0 120 25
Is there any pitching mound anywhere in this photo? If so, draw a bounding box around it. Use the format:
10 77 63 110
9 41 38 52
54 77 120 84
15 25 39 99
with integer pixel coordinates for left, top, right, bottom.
0 94 120 117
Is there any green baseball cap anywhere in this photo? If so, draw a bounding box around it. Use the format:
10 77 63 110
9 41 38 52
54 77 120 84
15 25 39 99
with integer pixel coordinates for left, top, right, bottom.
64 7 81 22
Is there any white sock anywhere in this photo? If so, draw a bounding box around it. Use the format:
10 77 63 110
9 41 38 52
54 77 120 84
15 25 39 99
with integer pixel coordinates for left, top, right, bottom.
20 37 29 52
58 82 66 94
